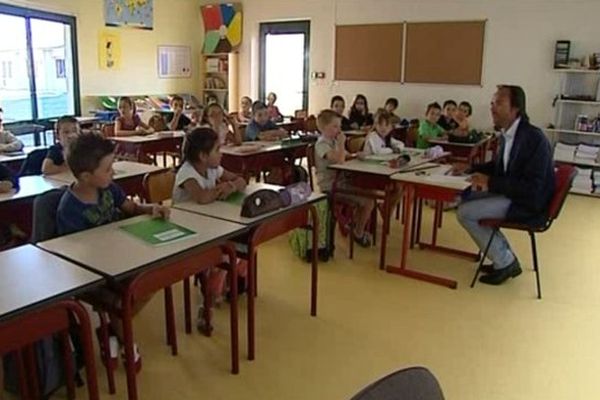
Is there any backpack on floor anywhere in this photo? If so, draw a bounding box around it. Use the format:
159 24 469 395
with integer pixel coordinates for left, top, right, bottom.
289 198 335 262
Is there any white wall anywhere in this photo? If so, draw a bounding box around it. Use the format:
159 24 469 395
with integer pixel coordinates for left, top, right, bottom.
232 0 600 129
3 0 204 113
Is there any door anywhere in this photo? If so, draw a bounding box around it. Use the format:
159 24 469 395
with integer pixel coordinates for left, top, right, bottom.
259 21 310 116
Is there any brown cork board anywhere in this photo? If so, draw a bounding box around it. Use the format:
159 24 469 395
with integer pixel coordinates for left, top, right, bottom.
334 23 403 82
404 21 486 85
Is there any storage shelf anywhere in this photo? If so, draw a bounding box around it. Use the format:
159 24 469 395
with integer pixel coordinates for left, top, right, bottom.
545 128 600 137
554 157 600 168
570 187 600 197
554 68 600 74
556 99 600 105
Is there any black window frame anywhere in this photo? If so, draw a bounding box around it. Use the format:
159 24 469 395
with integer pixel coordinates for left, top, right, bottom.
0 2 81 124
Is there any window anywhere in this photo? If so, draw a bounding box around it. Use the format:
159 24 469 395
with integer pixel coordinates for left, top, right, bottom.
0 3 80 123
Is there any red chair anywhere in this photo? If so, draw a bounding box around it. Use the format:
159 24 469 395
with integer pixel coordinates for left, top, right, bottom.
0 300 99 400
470 164 577 299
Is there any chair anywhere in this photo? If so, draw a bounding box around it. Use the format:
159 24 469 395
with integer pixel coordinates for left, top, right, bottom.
0 300 100 400
350 367 445 400
346 136 365 154
18 149 48 177
6 123 47 146
142 168 175 205
470 164 577 299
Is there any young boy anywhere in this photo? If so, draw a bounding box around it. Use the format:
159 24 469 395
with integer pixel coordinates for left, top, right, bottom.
168 95 191 131
416 102 445 149
384 97 402 127
244 101 288 141
56 133 170 369
0 107 24 153
330 95 353 131
315 109 375 247
363 110 404 155
438 100 458 131
42 116 80 175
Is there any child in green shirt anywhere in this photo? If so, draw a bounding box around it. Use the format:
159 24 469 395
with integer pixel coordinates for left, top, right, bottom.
417 102 445 149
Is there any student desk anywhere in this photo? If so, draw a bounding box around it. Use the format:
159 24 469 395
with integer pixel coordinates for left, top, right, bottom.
388 165 476 289
0 146 48 174
110 131 185 164
173 183 324 361
329 150 448 269
45 161 165 197
0 176 64 239
221 140 308 181
238 118 300 133
39 209 247 400
428 135 492 164
0 245 102 399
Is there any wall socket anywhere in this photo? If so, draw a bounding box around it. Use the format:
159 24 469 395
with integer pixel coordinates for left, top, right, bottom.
311 71 326 79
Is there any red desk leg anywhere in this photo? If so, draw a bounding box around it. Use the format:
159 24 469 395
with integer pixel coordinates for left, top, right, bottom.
386 184 458 289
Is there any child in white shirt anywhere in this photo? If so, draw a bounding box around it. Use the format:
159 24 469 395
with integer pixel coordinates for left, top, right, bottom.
0 107 24 153
362 110 404 156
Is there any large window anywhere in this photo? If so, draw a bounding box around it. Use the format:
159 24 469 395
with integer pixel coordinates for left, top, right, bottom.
0 3 79 123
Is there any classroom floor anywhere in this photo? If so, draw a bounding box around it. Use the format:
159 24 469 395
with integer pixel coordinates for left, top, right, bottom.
56 194 600 399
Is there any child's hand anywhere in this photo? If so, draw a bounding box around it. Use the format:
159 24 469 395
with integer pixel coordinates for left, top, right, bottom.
0 181 13 193
152 205 171 219
217 182 235 200
337 132 347 146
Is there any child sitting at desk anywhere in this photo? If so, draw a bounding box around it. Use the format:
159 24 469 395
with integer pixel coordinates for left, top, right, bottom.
171 127 246 325
237 96 253 124
438 100 458 131
167 95 191 131
114 96 153 137
266 92 284 122
202 102 242 145
383 97 403 127
453 101 472 136
42 116 80 175
362 110 404 156
348 94 374 130
0 107 24 153
315 109 375 247
330 95 353 131
245 101 288 141
416 102 445 149
56 133 170 370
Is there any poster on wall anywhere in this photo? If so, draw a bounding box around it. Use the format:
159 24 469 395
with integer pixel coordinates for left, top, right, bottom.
98 30 122 70
104 0 154 30
158 46 192 78
201 3 242 54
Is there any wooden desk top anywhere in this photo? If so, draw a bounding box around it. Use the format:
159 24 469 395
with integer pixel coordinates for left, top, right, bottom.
173 183 326 226
110 131 185 143
45 161 164 185
0 146 48 163
38 209 247 278
428 136 491 148
343 130 368 137
329 149 443 177
0 245 102 322
0 176 64 204
392 165 471 191
221 140 307 156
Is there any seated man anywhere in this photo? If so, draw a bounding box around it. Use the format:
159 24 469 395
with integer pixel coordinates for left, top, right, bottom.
457 85 555 285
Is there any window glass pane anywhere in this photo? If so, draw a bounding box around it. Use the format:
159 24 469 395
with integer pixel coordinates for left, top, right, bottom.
30 18 75 119
0 14 32 121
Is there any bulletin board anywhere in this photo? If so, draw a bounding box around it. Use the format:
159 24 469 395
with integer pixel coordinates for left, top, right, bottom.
404 21 486 85
334 23 404 82
157 45 192 78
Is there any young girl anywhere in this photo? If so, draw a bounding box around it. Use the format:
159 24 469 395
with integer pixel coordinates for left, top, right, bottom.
201 103 242 145
168 95 191 131
237 96 253 124
416 102 445 149
266 92 284 122
453 101 472 136
438 100 458 131
330 95 352 131
114 97 153 137
172 127 246 326
42 116 80 175
348 94 374 130
362 110 404 156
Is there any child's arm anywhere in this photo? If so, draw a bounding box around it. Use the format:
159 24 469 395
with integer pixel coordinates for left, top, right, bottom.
120 198 170 219
179 178 224 204
114 119 138 137
225 115 243 145
169 111 183 131
216 170 246 199
325 133 347 164
41 158 69 175
0 131 24 152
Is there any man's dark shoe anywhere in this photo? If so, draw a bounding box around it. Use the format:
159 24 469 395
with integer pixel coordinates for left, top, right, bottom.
479 259 521 285
479 263 495 274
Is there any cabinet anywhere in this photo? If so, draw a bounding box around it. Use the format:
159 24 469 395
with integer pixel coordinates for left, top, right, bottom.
200 53 238 112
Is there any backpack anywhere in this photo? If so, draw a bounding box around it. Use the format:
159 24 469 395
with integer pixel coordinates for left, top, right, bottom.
264 165 309 186
289 198 334 262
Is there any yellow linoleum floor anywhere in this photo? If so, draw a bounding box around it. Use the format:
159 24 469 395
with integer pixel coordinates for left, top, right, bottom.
58 195 600 399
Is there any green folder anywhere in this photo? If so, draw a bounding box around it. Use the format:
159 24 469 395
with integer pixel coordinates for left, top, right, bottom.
120 218 197 246
223 191 245 205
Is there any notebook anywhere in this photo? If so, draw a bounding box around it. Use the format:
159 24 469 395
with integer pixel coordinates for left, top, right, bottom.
120 218 197 246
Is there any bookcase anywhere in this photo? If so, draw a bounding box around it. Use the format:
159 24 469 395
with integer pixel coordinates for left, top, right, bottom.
200 52 238 111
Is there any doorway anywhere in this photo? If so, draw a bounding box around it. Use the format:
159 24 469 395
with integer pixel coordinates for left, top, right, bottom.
259 20 310 116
